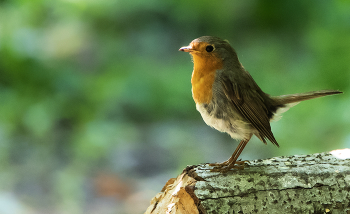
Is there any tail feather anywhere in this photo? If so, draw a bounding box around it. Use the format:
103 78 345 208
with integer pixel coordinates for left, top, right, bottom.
269 90 342 122
273 90 342 105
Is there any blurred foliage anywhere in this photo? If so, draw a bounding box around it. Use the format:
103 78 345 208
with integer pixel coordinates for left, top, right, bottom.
0 0 349 213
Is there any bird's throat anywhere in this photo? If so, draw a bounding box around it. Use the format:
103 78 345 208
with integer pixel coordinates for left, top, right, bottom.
191 54 223 104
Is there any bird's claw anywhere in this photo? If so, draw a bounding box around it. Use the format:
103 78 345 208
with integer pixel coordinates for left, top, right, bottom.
208 160 248 172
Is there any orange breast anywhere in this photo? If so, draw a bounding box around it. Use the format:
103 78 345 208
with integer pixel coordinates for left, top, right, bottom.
191 54 223 104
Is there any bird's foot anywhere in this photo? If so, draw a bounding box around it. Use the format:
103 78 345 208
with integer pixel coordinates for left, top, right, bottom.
209 160 248 173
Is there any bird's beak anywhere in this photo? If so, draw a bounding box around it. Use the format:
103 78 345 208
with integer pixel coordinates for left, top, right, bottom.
179 45 193 52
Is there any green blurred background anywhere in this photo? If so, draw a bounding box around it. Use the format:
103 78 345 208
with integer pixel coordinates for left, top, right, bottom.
0 0 349 213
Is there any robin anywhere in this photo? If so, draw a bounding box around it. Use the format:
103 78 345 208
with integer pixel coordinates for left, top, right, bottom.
179 36 342 173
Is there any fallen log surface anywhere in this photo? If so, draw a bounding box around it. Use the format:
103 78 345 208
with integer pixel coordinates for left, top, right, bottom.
145 149 350 214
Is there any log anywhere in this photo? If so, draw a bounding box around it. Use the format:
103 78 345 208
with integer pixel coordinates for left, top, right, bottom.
145 149 350 214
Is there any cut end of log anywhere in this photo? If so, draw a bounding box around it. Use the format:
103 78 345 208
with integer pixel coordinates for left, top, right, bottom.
145 166 206 214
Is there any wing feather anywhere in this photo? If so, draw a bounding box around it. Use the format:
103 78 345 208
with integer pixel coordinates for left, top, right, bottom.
221 75 279 146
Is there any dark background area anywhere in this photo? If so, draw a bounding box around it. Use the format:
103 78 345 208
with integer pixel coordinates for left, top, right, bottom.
0 0 349 213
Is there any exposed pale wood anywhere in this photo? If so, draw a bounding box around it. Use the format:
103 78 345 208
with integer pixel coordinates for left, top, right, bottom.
145 149 350 214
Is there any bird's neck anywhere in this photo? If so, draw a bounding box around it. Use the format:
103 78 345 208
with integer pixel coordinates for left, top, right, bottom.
191 55 223 104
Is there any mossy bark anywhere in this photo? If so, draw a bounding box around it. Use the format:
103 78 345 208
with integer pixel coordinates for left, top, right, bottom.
145 149 350 214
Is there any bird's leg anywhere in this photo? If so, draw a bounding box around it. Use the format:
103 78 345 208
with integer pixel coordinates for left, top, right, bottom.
209 137 251 172
209 140 245 166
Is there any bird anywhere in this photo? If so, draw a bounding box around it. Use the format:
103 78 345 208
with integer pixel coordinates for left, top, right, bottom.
179 36 342 173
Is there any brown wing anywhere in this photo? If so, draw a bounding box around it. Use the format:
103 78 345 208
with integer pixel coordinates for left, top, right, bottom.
221 75 279 147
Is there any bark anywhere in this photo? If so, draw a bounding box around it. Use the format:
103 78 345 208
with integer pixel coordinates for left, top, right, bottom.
145 149 350 214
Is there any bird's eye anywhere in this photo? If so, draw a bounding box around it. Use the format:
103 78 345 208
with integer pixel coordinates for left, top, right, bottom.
206 45 214 52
